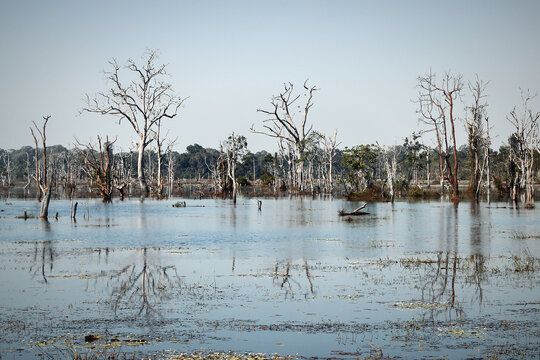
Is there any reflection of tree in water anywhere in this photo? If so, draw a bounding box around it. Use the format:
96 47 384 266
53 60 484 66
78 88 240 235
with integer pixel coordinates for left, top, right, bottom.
272 259 315 299
417 251 485 320
29 240 54 284
109 248 182 319
464 254 486 308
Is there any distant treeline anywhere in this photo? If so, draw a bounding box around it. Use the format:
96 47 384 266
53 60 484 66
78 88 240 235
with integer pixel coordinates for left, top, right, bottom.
0 140 537 201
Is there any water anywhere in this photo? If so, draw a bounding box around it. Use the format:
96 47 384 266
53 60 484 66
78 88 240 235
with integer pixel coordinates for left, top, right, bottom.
0 198 538 359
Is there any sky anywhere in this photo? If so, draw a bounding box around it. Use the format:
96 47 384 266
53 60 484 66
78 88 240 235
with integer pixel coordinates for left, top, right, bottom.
1 0 539 153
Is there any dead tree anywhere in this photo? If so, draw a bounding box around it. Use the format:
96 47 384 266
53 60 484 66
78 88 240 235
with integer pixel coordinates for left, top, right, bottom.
32 133 42 201
30 116 53 220
338 203 368 216
24 152 31 197
303 131 324 195
1 151 13 186
507 90 540 208
252 80 318 192
83 49 185 198
465 76 489 201
417 71 463 203
223 133 247 205
482 118 492 203
322 130 341 193
77 136 116 202
383 146 399 202
113 149 131 200
153 119 166 198
206 146 226 196
166 137 178 199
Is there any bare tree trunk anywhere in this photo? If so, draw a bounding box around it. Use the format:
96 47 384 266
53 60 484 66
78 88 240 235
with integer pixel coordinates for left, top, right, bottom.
156 149 163 198
426 148 431 188
31 134 42 201
166 139 177 199
31 116 52 220
229 133 238 205
137 138 149 197
485 121 491 203
40 185 52 220
23 152 31 197
385 151 397 203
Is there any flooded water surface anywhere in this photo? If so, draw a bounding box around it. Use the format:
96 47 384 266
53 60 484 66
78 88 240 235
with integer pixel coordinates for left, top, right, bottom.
0 198 539 359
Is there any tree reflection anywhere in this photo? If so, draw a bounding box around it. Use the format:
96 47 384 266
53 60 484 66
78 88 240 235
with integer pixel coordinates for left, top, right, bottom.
418 252 463 320
108 248 182 319
272 259 315 299
29 240 54 284
416 251 486 320
465 254 486 308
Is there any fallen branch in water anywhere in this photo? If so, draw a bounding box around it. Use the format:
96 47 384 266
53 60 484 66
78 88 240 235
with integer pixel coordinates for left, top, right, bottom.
338 202 369 216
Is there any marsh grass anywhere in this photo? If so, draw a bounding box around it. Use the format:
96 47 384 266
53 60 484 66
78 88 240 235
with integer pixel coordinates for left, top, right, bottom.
512 231 540 240
512 249 536 272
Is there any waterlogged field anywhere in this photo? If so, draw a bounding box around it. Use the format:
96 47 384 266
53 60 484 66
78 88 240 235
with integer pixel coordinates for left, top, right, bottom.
0 198 538 359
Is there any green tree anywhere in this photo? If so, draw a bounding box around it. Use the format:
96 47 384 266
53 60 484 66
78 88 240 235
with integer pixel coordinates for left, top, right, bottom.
342 144 380 191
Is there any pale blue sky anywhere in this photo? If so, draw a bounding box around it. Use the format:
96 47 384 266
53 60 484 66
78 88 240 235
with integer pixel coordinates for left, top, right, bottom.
1 0 539 152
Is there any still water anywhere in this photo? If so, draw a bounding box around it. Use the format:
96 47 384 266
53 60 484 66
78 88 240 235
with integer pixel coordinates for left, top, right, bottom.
0 198 538 359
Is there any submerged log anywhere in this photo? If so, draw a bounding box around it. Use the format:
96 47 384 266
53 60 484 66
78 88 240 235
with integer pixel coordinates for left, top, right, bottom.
338 202 369 216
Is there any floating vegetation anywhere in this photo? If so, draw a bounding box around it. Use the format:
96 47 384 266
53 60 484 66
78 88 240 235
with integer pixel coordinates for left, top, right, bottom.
399 257 438 268
511 231 540 240
48 271 109 279
370 240 395 248
337 294 364 300
168 249 191 254
27 333 150 351
237 272 273 278
371 258 398 267
167 352 297 360
310 238 342 242
437 325 485 338
394 301 452 310
511 250 537 272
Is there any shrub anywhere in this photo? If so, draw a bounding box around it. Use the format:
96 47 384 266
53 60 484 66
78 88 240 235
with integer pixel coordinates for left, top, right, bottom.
237 176 251 187
347 185 383 201
407 185 440 199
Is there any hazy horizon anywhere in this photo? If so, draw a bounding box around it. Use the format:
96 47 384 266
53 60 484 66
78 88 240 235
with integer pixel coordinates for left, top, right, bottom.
1 0 539 153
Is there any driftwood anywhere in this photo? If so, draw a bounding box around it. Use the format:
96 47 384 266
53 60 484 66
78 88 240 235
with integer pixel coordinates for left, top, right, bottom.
338 202 369 216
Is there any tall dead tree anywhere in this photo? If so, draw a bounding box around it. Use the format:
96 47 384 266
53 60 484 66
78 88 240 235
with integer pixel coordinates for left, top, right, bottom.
78 136 116 202
322 130 341 193
465 77 489 201
252 80 318 192
166 138 178 199
24 152 31 197
223 133 247 205
204 143 227 196
153 119 167 198
417 71 463 203
383 146 399 202
84 50 185 198
30 116 53 220
507 90 540 208
1 151 13 186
